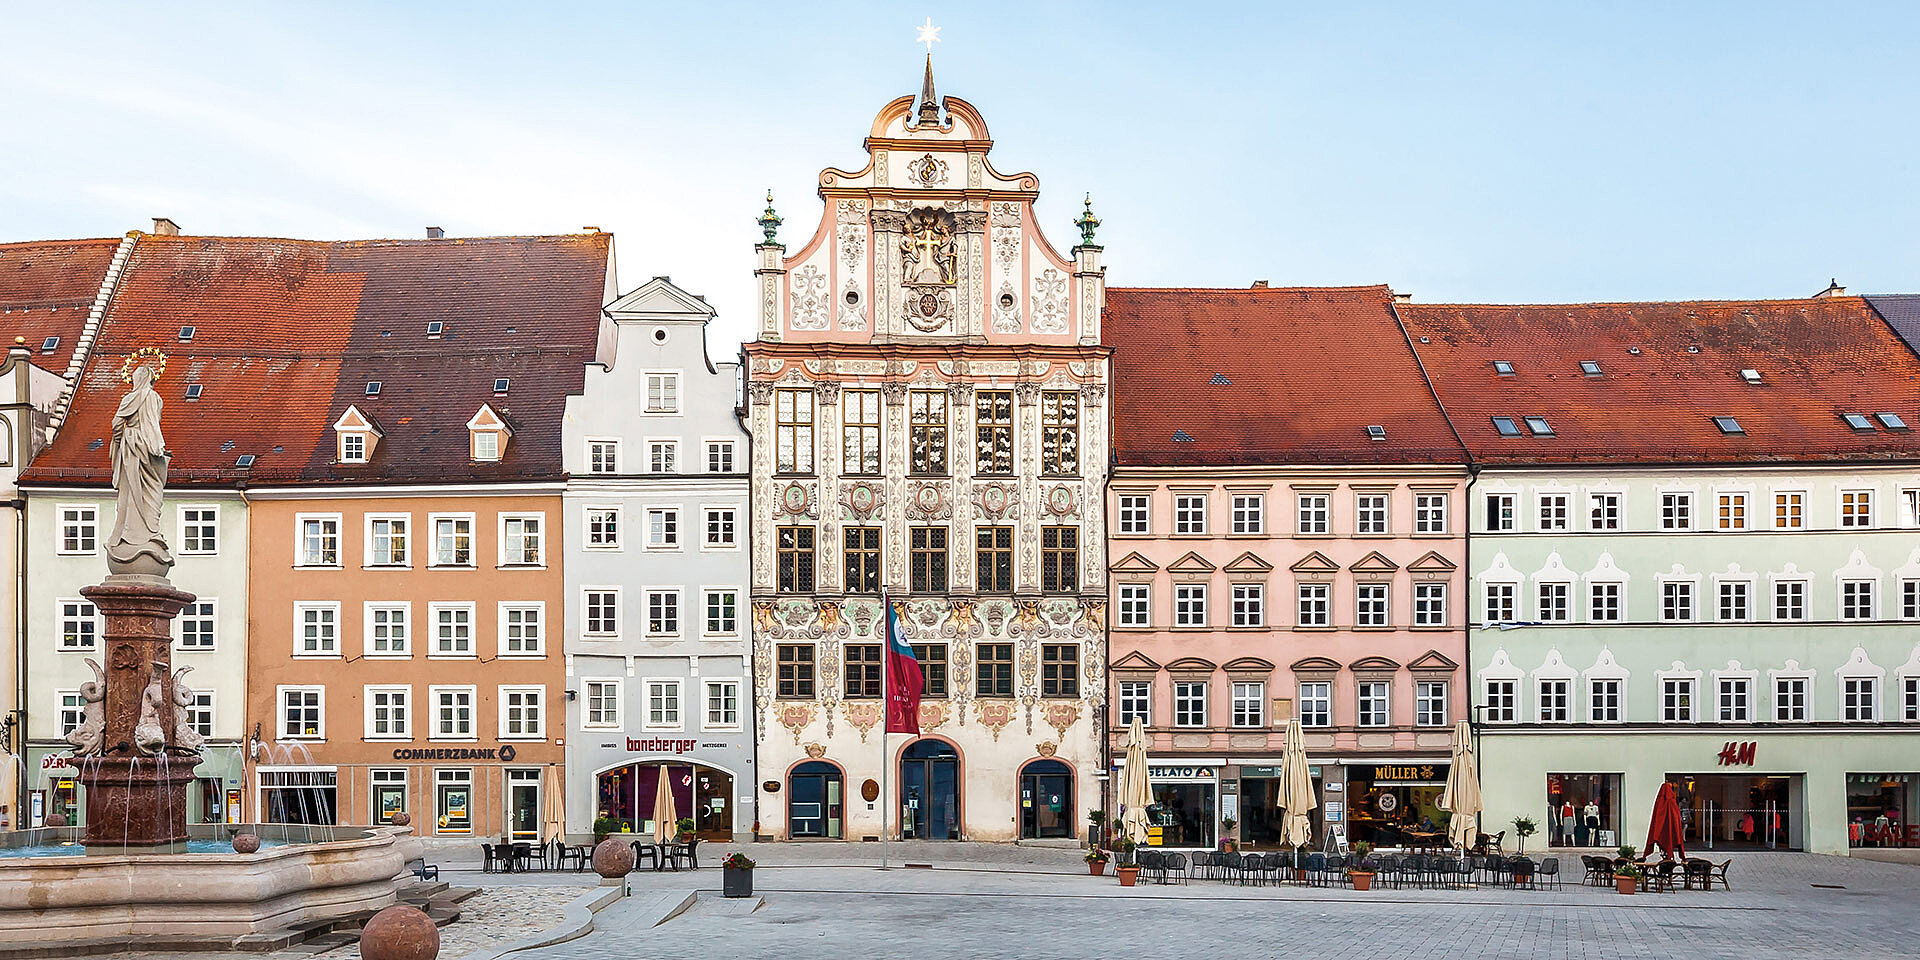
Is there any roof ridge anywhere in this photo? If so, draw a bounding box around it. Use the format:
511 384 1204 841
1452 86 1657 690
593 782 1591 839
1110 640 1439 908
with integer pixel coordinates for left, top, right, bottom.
1404 295 1866 310
133 232 609 246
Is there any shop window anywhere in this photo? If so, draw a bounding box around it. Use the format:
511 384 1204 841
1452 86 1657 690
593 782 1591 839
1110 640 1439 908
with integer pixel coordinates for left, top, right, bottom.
1345 763 1451 849
371 769 408 825
1547 774 1621 848
436 769 473 834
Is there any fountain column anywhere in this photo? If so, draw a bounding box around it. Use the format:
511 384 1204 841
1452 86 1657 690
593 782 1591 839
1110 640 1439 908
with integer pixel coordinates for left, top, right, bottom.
76 577 198 851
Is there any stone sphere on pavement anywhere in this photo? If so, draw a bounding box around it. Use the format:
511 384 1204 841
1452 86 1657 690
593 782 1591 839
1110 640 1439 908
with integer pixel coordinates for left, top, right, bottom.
44 814 67 827
592 837 635 878
232 833 261 853
390 811 412 827
360 904 439 960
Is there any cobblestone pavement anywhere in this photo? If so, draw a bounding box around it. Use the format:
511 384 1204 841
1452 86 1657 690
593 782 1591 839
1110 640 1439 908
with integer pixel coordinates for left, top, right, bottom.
538 850 1920 960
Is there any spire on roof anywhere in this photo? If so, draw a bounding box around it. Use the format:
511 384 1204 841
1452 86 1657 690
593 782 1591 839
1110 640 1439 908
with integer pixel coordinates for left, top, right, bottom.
916 53 941 126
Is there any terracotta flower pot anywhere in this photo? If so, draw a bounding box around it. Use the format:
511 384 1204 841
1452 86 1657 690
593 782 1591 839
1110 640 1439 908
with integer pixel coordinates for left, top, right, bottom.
1088 860 1109 876
1615 875 1637 895
1116 865 1140 887
1350 871 1374 891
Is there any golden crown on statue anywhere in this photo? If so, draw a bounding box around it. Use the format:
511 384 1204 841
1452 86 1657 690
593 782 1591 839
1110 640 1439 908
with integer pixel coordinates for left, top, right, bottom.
119 346 168 383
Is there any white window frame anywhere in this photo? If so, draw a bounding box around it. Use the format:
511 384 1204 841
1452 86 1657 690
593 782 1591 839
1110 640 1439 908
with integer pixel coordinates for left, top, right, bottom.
1299 680 1332 727
364 684 412 741
177 503 220 556
1117 584 1150 628
703 507 738 549
1772 490 1806 530
499 685 546 739
1842 676 1880 723
644 371 680 414
1484 582 1517 624
703 679 744 732
1296 493 1330 535
1587 492 1621 531
586 438 622 475
1716 578 1753 622
1839 489 1874 529
1172 681 1208 728
1660 676 1697 723
1414 492 1449 535
1297 582 1331 627
582 678 623 729
1356 680 1391 727
1355 582 1390 627
584 506 622 551
364 512 412 568
56 598 101 651
293 602 341 658
1536 493 1570 532
295 513 343 567
647 507 681 550
1118 680 1151 726
1482 678 1518 723
1773 578 1809 621
1659 491 1695 531
499 601 546 657
646 589 681 636
364 602 412 658
582 587 621 638
497 512 546 567
428 512 476 568
1230 583 1265 628
1173 583 1208 628
1356 492 1390 536
1840 579 1877 621
340 431 369 464
1414 582 1449 627
643 678 684 731
1716 675 1753 723
1716 490 1751 531
1588 677 1623 723
57 504 99 555
278 685 326 740
429 685 478 741
1588 581 1623 623
1117 494 1150 535
428 602 476 659
1230 494 1265 535
1660 578 1697 622
1771 668 1814 722
705 439 736 474
57 688 84 736
1536 580 1571 622
1537 678 1571 723
1173 494 1207 535
174 598 218 651
1231 681 1266 728
1416 680 1449 727
1484 492 1515 532
647 438 679 474
703 587 741 637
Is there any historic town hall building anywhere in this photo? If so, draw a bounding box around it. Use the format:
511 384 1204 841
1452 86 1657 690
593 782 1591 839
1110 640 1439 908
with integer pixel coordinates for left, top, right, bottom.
744 61 1110 841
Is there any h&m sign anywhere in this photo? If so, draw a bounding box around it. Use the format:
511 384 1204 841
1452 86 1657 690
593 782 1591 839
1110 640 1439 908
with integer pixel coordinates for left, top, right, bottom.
1717 741 1757 766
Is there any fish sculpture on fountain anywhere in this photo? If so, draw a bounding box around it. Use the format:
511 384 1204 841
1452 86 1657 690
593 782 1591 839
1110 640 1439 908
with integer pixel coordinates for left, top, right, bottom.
64 658 107 756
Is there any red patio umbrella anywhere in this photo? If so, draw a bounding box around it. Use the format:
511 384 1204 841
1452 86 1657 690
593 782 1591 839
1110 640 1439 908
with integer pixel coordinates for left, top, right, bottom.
1645 782 1687 861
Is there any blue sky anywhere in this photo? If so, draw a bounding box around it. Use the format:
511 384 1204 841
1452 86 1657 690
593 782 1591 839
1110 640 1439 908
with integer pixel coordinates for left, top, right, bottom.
5 2 1916 355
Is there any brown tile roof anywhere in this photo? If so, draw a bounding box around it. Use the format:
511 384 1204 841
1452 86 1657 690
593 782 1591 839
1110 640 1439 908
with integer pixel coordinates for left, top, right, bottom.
0 237 121 371
1108 285 1467 466
1398 297 1920 464
22 233 610 488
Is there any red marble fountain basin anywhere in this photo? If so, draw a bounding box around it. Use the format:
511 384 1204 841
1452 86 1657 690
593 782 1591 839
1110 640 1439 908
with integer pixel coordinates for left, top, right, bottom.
0 826 422 944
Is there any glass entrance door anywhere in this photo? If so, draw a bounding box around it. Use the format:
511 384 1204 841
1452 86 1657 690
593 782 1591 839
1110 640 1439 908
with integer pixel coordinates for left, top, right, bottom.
1668 774 1798 850
507 769 540 841
788 761 843 839
1020 760 1072 839
901 740 960 840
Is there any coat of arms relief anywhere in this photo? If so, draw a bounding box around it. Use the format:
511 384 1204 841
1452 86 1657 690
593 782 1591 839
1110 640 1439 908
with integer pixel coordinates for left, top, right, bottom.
900 207 957 332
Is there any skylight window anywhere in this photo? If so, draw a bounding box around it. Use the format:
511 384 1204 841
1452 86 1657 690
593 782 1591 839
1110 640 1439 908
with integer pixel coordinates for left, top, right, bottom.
220 439 236 452
1740 369 1762 384
1713 416 1744 435
1365 425 1386 441
40 337 58 353
1875 412 1908 430
1491 417 1521 437
88 439 103 451
1172 430 1195 442
1580 361 1602 377
178 325 196 341
1524 417 1555 437
1843 413 1875 431
365 381 382 396
184 384 203 400
494 378 511 394
1209 373 1230 385
1492 361 1515 376
235 454 257 468
426 321 444 337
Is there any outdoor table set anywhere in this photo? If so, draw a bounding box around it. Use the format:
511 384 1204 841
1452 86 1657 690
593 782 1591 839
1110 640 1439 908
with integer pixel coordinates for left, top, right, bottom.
630 837 702 871
1581 855 1732 891
480 839 593 873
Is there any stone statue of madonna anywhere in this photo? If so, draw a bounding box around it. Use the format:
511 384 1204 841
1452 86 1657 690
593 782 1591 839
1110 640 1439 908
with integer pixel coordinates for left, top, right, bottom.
107 363 174 576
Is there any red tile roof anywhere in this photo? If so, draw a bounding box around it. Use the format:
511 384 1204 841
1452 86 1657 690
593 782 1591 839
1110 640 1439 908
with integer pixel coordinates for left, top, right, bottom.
1398 297 1920 464
22 233 611 488
0 237 121 371
1108 285 1467 466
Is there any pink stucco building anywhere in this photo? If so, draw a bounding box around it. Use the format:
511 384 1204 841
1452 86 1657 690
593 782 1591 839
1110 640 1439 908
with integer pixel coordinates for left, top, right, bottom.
1104 285 1470 851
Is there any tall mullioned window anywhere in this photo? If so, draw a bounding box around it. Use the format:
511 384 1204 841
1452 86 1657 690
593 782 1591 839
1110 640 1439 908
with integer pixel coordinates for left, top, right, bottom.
975 390 1014 474
774 388 813 474
976 526 1013 592
843 527 880 594
1040 391 1079 476
1041 526 1078 592
910 526 948 593
909 390 948 475
777 525 815 593
842 389 881 475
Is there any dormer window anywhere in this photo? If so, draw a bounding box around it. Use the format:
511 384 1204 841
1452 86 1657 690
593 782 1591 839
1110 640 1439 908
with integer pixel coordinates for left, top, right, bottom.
467 404 511 462
332 405 382 465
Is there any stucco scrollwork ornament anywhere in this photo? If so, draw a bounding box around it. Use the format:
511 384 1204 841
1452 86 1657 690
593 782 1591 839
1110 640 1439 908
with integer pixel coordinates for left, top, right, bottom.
1081 382 1107 406
880 381 909 406
812 381 840 406
804 742 827 759
772 481 819 520
1044 701 1082 740
844 701 883 741
976 700 1016 740
791 264 829 330
840 481 886 522
1031 267 1068 334
919 701 949 731
1014 381 1041 405
777 702 817 745
973 481 1020 521
946 381 974 409
945 599 983 639
1035 740 1058 758
838 279 867 331
904 481 952 521
993 281 1022 333
907 152 949 187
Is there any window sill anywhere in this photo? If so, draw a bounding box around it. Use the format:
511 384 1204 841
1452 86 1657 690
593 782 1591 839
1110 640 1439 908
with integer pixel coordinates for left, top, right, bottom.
701 543 741 550
643 545 682 552
499 736 547 742
1225 531 1267 538
583 545 624 552
581 724 622 732
638 727 685 734
1409 624 1454 632
497 563 548 570
427 654 479 661
364 653 412 660
56 647 98 654
293 654 343 660
1351 533 1394 539
1225 625 1270 632
1170 624 1210 631
701 634 744 641
497 654 547 660
1412 532 1452 539
701 726 745 734
428 738 480 743
1168 533 1212 539
427 564 477 571
1292 625 1336 632
582 634 621 642
363 564 414 571
178 551 219 558
295 564 344 571
1351 626 1396 633
1291 533 1334 539
364 737 413 743
55 551 101 558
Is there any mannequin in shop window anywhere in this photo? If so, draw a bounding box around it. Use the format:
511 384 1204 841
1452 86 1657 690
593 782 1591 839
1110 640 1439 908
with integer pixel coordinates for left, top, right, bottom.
1582 799 1600 847
1559 799 1575 846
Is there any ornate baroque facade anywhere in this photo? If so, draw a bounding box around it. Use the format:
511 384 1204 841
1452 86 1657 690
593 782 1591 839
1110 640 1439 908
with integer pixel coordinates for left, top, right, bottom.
745 64 1110 841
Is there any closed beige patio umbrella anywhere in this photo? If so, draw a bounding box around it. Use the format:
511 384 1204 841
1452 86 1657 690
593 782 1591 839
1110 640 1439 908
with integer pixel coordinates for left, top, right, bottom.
1277 718 1316 865
1438 719 1482 852
652 765 679 845
542 764 565 842
1119 716 1152 847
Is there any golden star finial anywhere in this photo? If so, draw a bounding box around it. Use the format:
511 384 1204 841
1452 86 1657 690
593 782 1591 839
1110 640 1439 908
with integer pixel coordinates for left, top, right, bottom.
916 17 941 54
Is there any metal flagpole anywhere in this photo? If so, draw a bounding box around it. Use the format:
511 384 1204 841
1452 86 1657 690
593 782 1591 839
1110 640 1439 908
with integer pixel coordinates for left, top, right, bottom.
880 592 889 870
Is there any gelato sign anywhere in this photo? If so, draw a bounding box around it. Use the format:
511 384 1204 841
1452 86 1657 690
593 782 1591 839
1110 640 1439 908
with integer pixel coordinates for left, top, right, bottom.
627 738 698 755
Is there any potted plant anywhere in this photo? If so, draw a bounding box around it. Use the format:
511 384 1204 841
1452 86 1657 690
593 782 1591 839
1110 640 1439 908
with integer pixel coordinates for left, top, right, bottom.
1085 847 1110 876
1112 836 1140 887
1511 815 1539 855
1087 809 1106 848
1616 843 1637 861
1613 860 1643 895
722 852 755 898
1348 841 1376 891
593 815 621 844
1220 817 1238 852
676 817 697 842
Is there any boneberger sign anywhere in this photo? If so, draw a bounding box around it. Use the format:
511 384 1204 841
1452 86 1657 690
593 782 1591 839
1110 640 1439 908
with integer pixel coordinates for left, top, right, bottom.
627 738 699 755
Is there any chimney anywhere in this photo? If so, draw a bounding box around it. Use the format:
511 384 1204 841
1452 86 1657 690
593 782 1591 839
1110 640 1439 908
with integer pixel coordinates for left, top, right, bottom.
1392 292 1413 303
1250 280 1269 289
426 227 445 240
1812 278 1845 298
152 218 180 236
581 226 600 233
